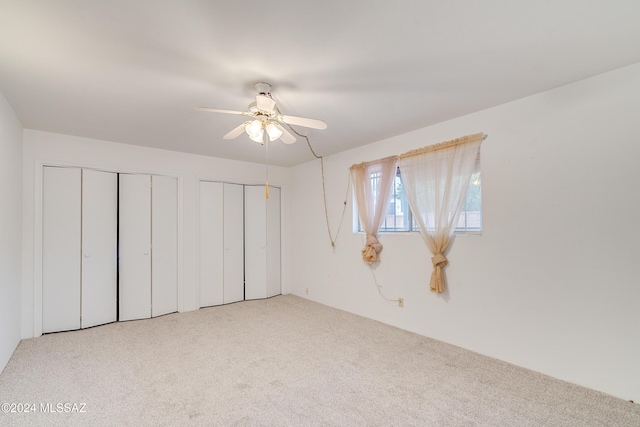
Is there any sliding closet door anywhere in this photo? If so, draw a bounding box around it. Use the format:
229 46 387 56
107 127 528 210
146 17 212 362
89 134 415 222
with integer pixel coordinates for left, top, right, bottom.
42 167 81 333
245 185 281 300
151 175 178 317
81 169 117 328
119 174 152 321
244 185 267 300
199 181 224 307
266 186 281 298
223 183 244 304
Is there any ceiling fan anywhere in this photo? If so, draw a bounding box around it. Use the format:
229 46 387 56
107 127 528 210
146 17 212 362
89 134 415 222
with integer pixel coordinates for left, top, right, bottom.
195 82 327 144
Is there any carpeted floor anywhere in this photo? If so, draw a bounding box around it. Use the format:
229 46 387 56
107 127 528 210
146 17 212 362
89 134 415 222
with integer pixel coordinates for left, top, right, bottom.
1 295 639 426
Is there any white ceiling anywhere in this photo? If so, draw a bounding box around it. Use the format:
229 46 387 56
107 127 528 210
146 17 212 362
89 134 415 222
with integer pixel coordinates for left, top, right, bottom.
1 1 639 166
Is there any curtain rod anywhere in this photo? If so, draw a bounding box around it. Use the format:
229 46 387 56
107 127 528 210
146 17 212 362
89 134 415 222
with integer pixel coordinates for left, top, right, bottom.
351 133 488 168
399 132 484 159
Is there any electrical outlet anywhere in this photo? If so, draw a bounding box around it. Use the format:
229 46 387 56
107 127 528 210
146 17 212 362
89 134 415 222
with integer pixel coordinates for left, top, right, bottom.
305 288 309 295
398 298 404 308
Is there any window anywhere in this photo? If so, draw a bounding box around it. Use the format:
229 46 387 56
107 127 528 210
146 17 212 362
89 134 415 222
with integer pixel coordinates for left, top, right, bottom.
455 168 482 233
356 161 482 234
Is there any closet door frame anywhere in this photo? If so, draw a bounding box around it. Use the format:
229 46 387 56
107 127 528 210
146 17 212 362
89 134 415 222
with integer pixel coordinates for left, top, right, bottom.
32 161 183 337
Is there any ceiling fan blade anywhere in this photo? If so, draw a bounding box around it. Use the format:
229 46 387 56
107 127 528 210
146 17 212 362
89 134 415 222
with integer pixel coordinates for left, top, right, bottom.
195 107 245 115
256 95 276 113
280 114 327 130
223 122 249 140
274 123 296 144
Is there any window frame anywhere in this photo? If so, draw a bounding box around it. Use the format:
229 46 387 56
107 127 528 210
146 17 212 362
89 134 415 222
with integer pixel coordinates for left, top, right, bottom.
354 158 482 235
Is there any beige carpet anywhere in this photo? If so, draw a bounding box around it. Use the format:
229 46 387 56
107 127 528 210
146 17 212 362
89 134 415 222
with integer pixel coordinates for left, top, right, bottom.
1 295 638 426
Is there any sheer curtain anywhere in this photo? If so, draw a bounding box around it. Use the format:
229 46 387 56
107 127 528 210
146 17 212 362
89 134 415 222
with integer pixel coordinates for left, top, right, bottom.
398 133 483 293
350 156 398 264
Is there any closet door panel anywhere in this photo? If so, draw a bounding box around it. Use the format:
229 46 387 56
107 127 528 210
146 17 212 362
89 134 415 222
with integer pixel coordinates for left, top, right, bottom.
42 167 81 333
81 169 117 328
151 175 178 317
119 174 152 321
244 186 267 300
199 181 224 307
266 187 281 298
223 183 244 304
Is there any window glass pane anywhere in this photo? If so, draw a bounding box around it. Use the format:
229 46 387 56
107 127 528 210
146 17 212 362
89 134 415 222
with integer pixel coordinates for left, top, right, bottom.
456 171 481 232
369 171 381 211
380 171 410 231
356 161 481 234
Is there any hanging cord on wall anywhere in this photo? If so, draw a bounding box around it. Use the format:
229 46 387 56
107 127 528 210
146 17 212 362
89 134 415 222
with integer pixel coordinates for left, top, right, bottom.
269 96 349 248
369 264 402 306
284 122 350 248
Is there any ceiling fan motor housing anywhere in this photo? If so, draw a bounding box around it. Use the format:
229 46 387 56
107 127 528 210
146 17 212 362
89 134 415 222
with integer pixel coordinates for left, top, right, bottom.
255 82 272 96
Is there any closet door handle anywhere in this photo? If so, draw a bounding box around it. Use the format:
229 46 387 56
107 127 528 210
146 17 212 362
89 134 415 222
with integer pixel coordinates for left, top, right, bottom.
143 251 150 255
84 253 90 258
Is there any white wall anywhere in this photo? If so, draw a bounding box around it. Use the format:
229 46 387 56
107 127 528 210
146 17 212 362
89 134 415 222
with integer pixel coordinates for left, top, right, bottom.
0 91 23 373
289 63 640 401
21 131 290 338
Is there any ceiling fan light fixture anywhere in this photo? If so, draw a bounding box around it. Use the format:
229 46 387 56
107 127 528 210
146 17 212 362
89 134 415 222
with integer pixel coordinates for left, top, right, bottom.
246 119 264 143
248 129 264 143
266 122 283 141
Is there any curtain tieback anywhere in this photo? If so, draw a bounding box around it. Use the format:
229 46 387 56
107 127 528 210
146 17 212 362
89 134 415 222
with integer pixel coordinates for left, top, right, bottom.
361 234 383 264
429 253 448 293
431 253 448 268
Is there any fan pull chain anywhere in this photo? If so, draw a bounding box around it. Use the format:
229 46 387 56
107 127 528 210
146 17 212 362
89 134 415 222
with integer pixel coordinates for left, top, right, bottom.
265 136 269 199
